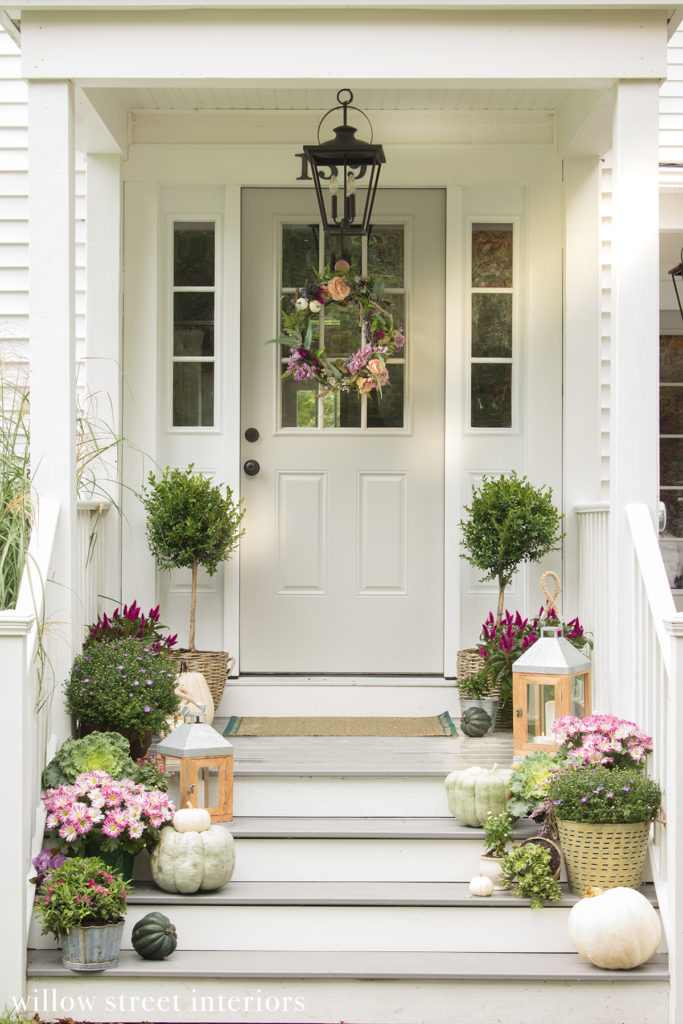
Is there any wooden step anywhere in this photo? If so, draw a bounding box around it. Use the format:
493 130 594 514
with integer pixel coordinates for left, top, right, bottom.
25 949 669 1024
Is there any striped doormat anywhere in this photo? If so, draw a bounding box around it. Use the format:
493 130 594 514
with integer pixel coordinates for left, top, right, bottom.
223 712 457 737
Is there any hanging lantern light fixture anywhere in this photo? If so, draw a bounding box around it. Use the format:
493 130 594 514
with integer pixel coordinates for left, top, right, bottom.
669 248 683 320
301 88 385 242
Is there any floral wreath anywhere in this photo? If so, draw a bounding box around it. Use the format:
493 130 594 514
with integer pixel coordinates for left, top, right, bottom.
269 260 405 397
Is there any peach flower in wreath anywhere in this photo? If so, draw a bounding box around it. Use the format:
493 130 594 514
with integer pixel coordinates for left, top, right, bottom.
334 259 350 272
327 276 351 301
358 377 378 394
367 358 383 376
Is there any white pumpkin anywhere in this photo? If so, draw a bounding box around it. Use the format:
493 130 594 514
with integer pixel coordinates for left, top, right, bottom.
173 805 211 833
445 765 514 827
568 886 661 969
469 874 495 897
151 824 236 894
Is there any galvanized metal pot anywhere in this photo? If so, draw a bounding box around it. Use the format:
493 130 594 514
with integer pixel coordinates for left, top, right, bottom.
61 920 125 972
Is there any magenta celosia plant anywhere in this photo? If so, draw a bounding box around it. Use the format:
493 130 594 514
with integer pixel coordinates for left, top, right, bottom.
84 600 177 652
43 770 175 856
552 714 653 769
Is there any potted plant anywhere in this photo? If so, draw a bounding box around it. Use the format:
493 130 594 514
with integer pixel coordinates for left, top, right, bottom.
457 667 499 735
63 636 180 758
479 811 514 889
500 842 562 909
545 764 662 894
552 713 653 769
139 464 245 708
42 731 170 791
84 601 177 652
34 856 130 972
43 769 176 881
507 749 561 822
459 472 564 625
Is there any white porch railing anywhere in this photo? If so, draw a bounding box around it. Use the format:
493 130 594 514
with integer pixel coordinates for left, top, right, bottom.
625 503 683 1024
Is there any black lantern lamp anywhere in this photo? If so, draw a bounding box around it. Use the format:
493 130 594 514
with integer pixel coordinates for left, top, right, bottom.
302 89 385 243
669 248 683 320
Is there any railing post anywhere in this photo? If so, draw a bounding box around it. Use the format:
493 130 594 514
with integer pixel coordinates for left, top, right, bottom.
0 613 35 1011
663 616 683 1024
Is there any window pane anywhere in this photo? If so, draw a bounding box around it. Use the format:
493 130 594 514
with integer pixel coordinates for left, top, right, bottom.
367 363 404 428
472 293 512 358
174 292 214 356
661 437 683 486
472 225 512 288
660 492 683 539
324 233 362 269
282 224 320 288
381 293 406 354
661 386 683 434
173 363 214 427
282 379 319 428
471 363 512 428
323 389 362 428
660 335 683 383
324 302 361 358
174 222 215 287
368 226 404 288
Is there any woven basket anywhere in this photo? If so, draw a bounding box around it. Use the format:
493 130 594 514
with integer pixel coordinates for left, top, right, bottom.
456 647 486 681
557 819 651 895
170 650 235 709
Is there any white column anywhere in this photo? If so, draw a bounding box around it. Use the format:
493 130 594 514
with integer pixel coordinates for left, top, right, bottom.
609 80 660 714
663 616 683 1024
0 616 34 1010
28 80 78 659
563 157 602 616
85 153 123 608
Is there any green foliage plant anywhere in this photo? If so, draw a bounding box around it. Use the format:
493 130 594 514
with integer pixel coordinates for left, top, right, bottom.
500 843 562 909
42 731 137 790
34 856 129 939
507 750 562 821
482 811 514 858
64 637 179 735
0 365 31 610
459 471 564 623
457 668 494 700
546 765 661 825
140 465 245 651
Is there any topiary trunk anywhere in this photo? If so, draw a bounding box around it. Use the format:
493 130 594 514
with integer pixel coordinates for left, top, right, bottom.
189 556 198 652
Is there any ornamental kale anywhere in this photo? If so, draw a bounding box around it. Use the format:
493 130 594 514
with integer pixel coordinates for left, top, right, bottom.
64 637 179 735
35 855 129 939
507 750 562 820
42 731 137 790
500 843 561 909
84 600 177 653
546 765 661 825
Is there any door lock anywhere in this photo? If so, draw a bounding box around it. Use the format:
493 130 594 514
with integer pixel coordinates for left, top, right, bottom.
243 459 261 477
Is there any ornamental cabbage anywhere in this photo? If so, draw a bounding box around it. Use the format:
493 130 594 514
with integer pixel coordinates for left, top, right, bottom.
42 731 138 790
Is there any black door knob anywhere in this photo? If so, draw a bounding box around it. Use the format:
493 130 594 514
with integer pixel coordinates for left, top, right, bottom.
245 427 260 443
243 459 260 477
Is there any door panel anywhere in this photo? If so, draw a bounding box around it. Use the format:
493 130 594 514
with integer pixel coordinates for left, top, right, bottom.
240 188 445 673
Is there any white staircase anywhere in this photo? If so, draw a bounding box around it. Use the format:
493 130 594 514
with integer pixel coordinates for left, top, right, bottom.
27 731 669 1024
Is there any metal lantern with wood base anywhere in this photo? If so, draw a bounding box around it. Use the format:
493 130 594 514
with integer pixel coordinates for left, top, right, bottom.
512 626 591 758
156 705 234 823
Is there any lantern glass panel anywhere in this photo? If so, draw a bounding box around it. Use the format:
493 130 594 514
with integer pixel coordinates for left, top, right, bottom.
527 681 557 745
571 673 587 718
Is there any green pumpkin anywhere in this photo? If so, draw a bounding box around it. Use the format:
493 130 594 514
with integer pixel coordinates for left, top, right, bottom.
445 765 514 827
131 912 178 960
460 706 492 737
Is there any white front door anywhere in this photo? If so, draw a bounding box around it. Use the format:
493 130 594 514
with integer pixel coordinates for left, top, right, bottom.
240 188 445 674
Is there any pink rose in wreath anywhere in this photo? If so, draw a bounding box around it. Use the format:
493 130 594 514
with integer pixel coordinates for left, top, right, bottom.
367 358 383 376
327 276 351 301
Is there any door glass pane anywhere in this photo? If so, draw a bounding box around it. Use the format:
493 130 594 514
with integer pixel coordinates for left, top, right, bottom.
472 225 513 288
661 386 683 434
324 303 361 359
173 363 214 427
174 222 215 286
282 224 320 288
367 363 405 429
472 293 512 358
324 234 362 269
661 437 683 486
282 379 319 428
323 389 362 428
661 335 683 383
368 226 404 288
173 293 215 356
471 363 512 428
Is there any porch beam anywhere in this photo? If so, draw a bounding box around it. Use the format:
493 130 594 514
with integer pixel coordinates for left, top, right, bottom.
28 79 78 658
609 79 660 717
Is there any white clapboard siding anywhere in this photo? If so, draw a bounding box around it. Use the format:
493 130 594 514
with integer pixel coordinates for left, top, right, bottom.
661 27 683 165
0 25 86 369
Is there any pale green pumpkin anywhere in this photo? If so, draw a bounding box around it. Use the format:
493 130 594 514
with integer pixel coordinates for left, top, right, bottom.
445 765 514 827
151 824 236 894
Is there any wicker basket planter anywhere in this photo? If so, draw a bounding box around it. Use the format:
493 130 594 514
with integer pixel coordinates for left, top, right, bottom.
170 650 235 710
557 819 651 895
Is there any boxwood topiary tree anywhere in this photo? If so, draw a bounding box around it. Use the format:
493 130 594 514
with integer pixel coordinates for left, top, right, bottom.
459 471 563 623
140 465 245 652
